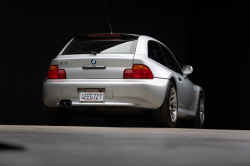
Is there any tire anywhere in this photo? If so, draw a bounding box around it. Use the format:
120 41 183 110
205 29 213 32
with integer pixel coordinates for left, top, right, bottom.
42 102 72 126
105 116 125 127
152 81 178 127
186 94 205 128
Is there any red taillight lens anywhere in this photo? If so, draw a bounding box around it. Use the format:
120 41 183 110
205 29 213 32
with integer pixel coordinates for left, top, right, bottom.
123 65 153 79
47 65 66 79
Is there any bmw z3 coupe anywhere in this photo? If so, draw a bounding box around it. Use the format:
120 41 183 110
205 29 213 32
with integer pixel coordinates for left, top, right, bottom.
42 33 205 128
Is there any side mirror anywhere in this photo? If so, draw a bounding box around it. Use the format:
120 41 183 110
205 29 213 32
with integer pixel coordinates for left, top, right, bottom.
182 65 193 78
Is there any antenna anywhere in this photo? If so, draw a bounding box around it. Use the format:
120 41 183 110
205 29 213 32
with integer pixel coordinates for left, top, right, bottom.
104 4 113 34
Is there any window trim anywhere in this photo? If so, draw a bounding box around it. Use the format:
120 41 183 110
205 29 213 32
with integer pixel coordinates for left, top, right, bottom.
159 44 183 75
147 40 168 67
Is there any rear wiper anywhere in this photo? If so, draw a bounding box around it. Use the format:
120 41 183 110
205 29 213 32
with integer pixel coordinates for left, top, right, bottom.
72 50 98 55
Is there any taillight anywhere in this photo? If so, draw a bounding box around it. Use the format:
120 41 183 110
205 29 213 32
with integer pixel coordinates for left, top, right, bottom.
47 65 66 79
123 64 154 79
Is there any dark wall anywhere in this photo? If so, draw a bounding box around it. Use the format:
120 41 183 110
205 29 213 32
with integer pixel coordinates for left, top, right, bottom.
1 1 249 129
187 1 250 129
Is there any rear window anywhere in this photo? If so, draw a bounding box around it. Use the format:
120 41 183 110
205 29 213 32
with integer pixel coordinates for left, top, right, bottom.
61 39 138 55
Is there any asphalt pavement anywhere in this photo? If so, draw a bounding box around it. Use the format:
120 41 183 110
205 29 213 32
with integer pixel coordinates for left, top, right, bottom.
0 123 250 166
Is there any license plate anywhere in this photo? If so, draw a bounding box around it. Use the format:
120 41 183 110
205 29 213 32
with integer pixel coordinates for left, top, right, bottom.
79 89 104 102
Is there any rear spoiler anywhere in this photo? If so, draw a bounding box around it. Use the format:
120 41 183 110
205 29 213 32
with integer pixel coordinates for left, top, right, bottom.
75 33 139 40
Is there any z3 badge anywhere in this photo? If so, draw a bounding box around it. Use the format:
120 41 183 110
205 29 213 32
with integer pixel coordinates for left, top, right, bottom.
59 61 68 65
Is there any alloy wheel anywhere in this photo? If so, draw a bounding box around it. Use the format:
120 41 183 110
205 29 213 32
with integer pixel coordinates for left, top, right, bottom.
199 98 205 124
169 87 177 122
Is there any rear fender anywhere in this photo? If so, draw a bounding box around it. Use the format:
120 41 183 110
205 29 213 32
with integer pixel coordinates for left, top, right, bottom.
189 84 205 112
133 55 174 79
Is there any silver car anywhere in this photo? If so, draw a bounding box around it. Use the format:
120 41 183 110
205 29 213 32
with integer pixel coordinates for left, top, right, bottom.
42 33 205 128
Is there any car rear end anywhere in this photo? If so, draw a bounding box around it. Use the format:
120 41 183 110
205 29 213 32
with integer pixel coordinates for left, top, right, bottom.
42 34 168 110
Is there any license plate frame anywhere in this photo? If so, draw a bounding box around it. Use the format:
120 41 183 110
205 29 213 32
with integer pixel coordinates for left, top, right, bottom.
79 89 105 102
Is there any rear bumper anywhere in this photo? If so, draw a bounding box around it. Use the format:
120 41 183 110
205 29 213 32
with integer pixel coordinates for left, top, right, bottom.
42 78 169 109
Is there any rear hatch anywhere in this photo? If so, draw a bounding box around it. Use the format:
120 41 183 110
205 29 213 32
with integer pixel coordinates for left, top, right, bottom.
58 34 138 79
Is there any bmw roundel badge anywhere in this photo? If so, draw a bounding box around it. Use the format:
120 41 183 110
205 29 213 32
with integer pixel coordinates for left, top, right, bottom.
91 59 96 65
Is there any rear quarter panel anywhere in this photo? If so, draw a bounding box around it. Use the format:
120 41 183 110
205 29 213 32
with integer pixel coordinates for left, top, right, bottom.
134 35 176 79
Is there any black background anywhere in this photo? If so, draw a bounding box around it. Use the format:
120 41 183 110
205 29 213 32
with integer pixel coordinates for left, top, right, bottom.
1 1 249 129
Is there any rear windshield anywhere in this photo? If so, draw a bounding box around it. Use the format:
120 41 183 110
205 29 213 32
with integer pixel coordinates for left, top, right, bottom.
61 38 138 55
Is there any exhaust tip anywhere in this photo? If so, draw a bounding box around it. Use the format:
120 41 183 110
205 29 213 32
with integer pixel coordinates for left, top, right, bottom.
59 100 72 107
66 102 71 107
59 102 65 107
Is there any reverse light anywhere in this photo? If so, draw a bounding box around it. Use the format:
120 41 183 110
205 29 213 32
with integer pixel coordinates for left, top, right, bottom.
123 64 154 79
47 65 66 79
